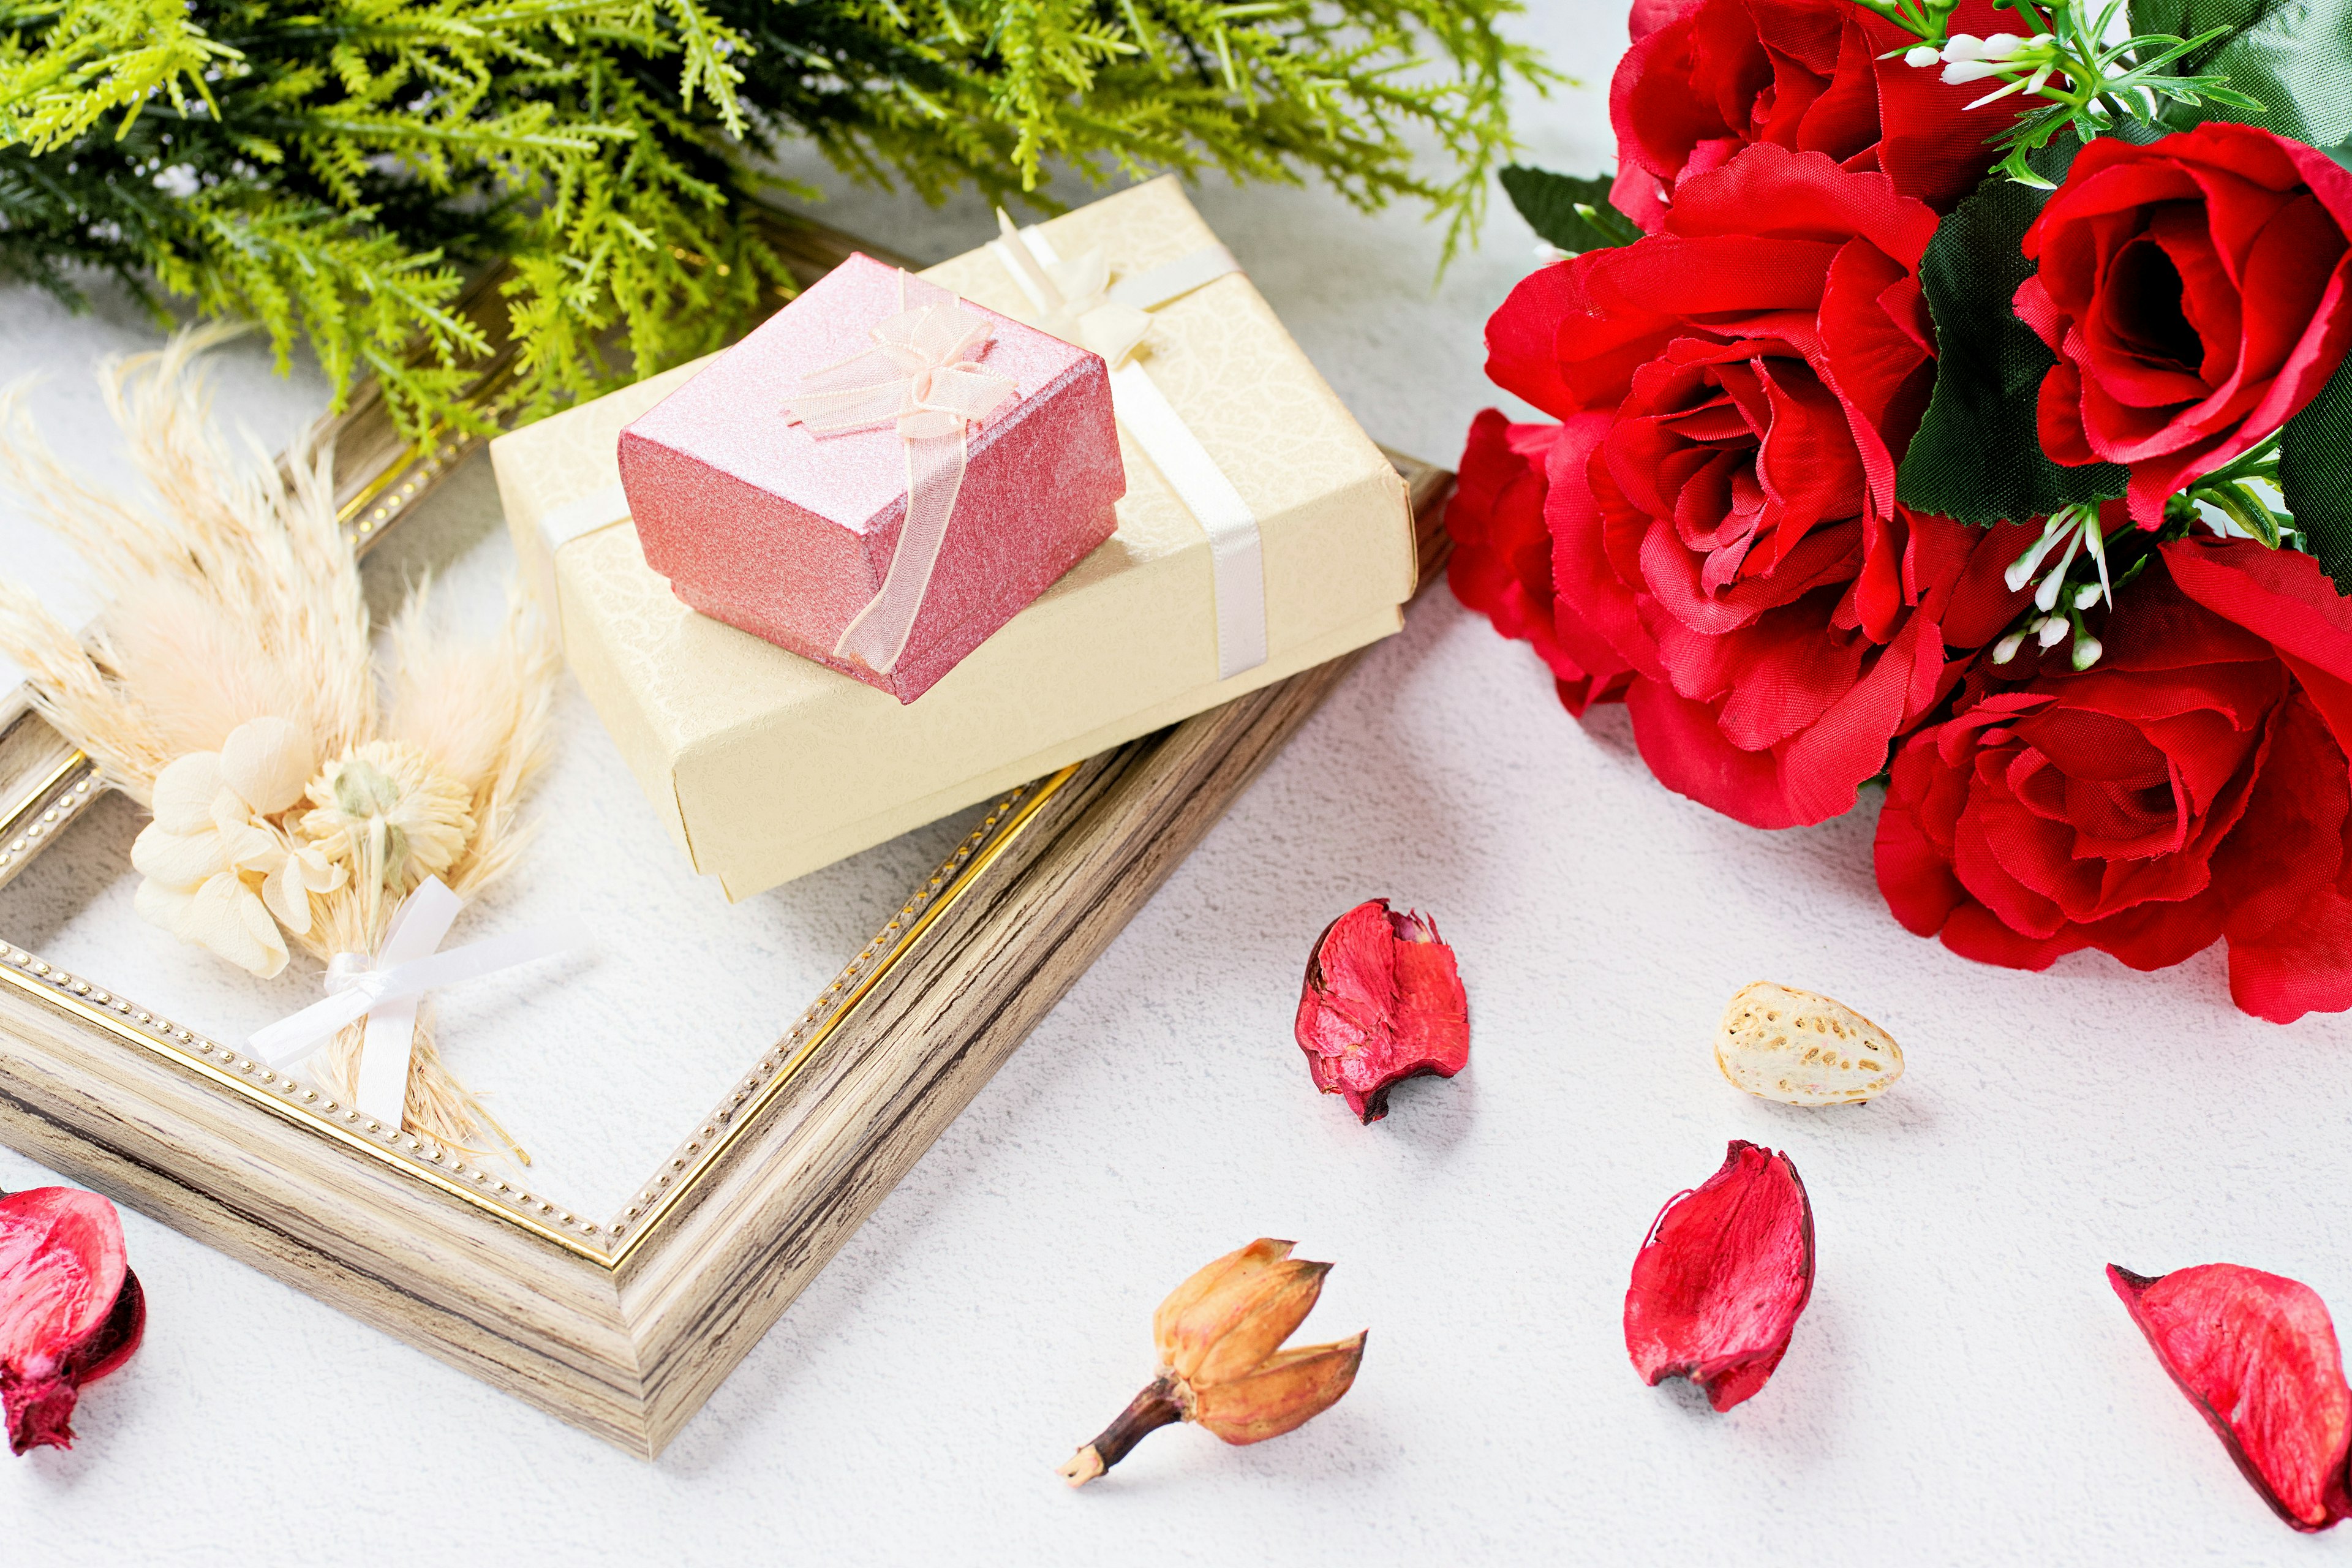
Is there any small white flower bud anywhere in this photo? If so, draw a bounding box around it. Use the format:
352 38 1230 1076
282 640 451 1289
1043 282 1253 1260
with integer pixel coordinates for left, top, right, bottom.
1978 32 2024 59
1942 59 2005 84
1904 45 1942 67
2038 615 2070 649
2073 581 2101 610
1993 630 2027 664
2006 517 2068 591
1941 34 1985 61
2071 634 2103 671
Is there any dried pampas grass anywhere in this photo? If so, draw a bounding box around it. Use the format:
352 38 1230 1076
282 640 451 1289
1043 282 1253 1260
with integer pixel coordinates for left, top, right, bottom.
0 328 558 1158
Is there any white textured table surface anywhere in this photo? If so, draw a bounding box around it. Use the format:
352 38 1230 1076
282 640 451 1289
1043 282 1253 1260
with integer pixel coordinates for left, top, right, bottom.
6 9 2351 1563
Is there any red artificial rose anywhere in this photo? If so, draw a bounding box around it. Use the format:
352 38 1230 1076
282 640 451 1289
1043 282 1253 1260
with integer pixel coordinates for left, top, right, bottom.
1445 410 1634 714
1483 143 2031 827
1876 537 2352 1022
2016 121 2352 526
1608 0 2014 231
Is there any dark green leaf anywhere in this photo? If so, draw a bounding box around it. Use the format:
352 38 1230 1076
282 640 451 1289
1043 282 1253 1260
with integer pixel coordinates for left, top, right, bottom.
1498 164 1642 254
2128 0 2195 42
2131 0 2352 145
2281 350 2352 592
1894 146 2129 524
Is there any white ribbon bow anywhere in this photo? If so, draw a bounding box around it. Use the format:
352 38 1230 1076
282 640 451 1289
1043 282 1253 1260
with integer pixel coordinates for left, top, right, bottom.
998 226 1157 371
783 273 1020 677
987 213 1267 680
249 876 584 1126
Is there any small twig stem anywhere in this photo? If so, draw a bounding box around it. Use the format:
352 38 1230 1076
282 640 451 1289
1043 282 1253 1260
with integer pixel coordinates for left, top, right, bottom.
1058 1374 1185 1487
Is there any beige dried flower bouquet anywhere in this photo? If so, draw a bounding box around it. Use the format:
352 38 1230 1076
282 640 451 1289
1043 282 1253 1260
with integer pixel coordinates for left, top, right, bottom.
0 331 557 1152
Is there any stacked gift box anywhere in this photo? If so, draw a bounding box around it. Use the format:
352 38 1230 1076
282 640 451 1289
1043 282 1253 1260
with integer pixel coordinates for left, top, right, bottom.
491 177 1415 897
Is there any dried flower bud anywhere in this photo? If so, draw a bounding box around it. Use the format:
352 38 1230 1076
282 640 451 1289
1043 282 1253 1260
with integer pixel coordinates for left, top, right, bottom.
1060 1238 1367 1487
0 1188 146 1454
1625 1142 1814 1412
2109 1263 2352 1531
1294 899 1469 1123
1715 982 1903 1106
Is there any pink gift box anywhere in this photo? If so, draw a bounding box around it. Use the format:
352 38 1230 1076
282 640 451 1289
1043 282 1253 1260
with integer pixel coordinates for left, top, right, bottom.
617 252 1126 703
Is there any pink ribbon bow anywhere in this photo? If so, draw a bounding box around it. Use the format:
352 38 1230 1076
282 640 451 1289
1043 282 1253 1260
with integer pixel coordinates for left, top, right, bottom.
783 272 1020 677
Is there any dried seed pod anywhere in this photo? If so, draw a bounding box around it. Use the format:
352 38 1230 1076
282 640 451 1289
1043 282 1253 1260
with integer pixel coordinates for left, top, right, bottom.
0 1187 147 1454
1060 1238 1366 1487
1715 982 1902 1106
1295 899 1469 1123
1625 1142 1814 1412
2109 1263 2352 1531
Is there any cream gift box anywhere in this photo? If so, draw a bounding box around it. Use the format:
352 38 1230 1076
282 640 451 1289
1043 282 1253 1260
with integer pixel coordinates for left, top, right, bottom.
490 176 1415 899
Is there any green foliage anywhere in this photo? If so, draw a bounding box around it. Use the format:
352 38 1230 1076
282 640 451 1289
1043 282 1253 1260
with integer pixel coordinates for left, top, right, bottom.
2130 0 2352 145
2283 357 2352 590
1497 164 1637 252
1894 145 2128 525
0 0 1543 440
1978 0 2261 189
1856 0 2261 190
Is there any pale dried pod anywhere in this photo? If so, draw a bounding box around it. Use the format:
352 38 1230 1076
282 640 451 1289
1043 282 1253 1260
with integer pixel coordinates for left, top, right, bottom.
1715 982 1902 1106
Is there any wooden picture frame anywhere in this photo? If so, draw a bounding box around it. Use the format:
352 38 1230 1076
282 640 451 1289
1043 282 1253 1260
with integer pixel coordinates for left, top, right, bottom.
0 209 1453 1457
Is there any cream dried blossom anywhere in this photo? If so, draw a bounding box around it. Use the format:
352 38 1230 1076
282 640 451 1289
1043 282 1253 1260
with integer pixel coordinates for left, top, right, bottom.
301 741 474 898
0 330 556 1153
130 717 347 978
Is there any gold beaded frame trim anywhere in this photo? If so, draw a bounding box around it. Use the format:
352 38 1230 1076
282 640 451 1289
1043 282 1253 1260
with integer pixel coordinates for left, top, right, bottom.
0 743 102 889
0 761 1078 1264
339 430 478 546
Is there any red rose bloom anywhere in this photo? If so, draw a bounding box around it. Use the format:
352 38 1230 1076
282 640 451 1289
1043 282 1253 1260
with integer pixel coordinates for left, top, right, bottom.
1445 410 1634 715
1876 537 2352 1022
2016 122 2352 526
1608 0 2014 230
1485 144 2029 827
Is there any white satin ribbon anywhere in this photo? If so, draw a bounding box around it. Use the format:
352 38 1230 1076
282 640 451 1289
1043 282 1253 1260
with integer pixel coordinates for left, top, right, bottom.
987 214 1266 680
782 273 1020 677
249 876 585 1126
530 481 631 632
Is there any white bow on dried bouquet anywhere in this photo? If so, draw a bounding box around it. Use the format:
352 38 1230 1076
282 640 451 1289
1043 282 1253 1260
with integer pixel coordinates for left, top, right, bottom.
0 330 559 1156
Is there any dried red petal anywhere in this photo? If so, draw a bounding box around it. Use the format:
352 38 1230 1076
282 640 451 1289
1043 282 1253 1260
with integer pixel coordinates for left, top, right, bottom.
1294 899 1470 1123
2109 1262 2352 1531
0 1187 145 1455
1624 1142 1814 1412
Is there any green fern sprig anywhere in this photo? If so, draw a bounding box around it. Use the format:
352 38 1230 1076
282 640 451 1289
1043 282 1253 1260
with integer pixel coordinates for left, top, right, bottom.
1 0 1539 442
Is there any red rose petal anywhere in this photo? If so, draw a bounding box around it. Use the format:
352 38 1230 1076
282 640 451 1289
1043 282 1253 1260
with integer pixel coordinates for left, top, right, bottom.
1863 0 2015 209
2227 879 2352 1023
0 1187 143 1455
1445 409 1634 707
1482 264 1586 421
1877 731 1974 935
2109 1263 2352 1532
2212 693 2349 946
1294 900 1470 1124
1626 675 1807 827
1626 1142 1814 1412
